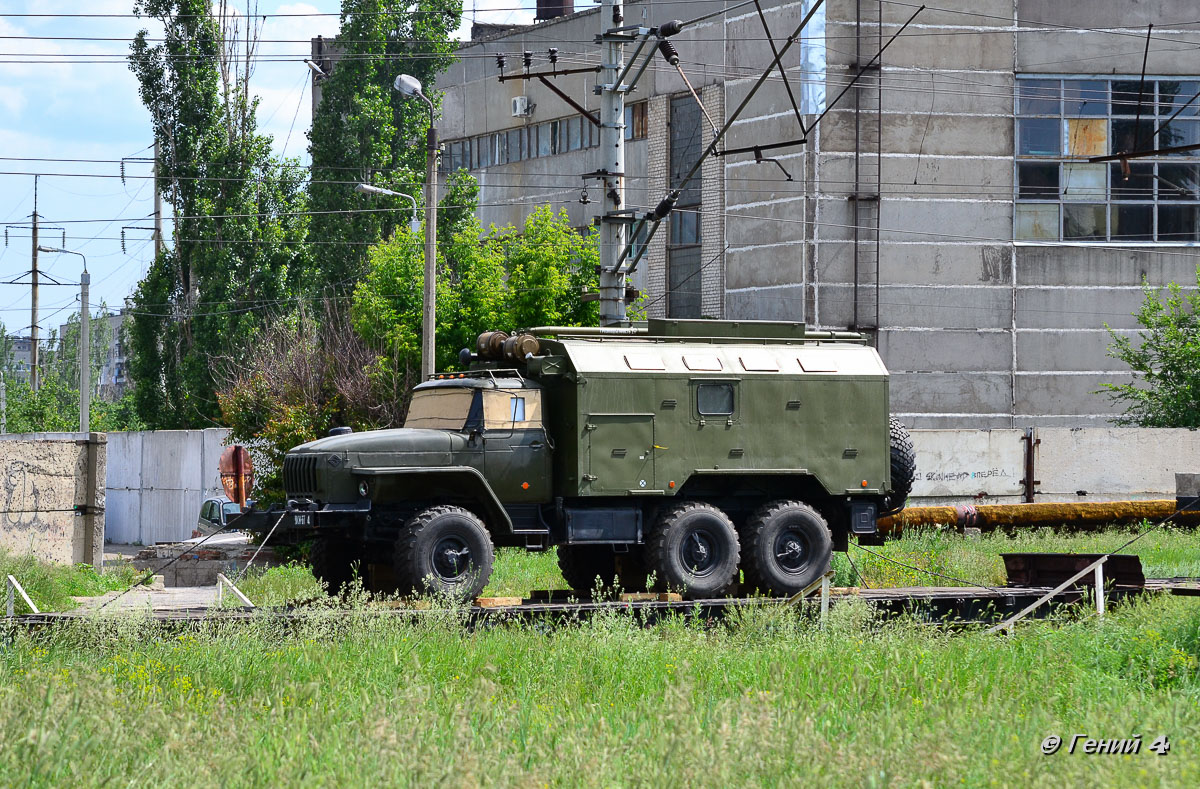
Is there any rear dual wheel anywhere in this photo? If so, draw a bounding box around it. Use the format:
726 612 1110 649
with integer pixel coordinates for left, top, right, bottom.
740 501 833 596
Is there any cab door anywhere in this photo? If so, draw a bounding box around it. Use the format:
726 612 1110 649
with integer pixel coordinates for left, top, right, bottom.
482 389 552 503
586 413 656 494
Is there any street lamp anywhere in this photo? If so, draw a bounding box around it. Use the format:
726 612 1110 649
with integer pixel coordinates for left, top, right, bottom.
394 73 438 381
354 183 420 233
36 245 90 433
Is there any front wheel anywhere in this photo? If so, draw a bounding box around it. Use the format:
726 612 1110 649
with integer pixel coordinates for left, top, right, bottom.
740 501 833 596
394 506 495 600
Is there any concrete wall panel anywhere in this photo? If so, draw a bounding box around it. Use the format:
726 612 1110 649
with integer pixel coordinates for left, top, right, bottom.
1015 288 1147 330
821 111 1013 156
1017 32 1200 75
1014 373 1129 415
1015 329 1134 372
890 371 1012 413
1016 247 1200 288
726 247 805 289
726 286 807 320
879 328 1011 372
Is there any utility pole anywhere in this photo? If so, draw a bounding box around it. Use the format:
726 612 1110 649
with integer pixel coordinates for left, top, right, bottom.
394 73 438 380
80 267 90 433
423 120 438 379
598 0 628 326
153 139 164 256
29 175 39 392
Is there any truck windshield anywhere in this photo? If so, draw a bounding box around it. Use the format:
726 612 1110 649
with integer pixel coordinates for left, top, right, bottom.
404 388 475 430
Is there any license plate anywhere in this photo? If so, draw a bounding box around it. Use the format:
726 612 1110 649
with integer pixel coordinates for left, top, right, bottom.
293 512 312 527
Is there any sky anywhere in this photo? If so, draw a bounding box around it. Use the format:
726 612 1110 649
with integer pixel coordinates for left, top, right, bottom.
0 1 538 338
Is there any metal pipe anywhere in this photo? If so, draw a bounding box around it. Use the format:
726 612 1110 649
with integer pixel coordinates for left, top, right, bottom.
527 325 647 337
877 499 1200 534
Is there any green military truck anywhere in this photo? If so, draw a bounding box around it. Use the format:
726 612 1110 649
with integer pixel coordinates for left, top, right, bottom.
258 319 915 600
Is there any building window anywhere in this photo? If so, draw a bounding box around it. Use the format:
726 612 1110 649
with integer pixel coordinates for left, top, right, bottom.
668 95 703 318
624 102 648 140
1014 77 1200 242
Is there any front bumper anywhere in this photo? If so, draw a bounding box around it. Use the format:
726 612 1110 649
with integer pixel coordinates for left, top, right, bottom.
233 501 372 534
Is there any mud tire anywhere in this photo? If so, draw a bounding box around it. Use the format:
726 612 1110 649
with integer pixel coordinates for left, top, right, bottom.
645 502 740 599
740 501 833 596
394 506 494 600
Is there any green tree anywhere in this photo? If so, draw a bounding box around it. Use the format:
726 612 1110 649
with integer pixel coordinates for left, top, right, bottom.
127 0 309 429
1102 269 1200 427
352 204 600 385
306 0 462 292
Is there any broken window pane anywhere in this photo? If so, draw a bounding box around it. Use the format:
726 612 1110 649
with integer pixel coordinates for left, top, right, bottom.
1061 163 1106 201
1158 163 1200 200
1158 205 1200 241
1019 118 1061 156
1064 80 1107 116
1158 119 1200 154
1018 162 1059 199
1018 79 1059 114
1111 204 1153 241
1110 163 1155 201
1065 118 1107 157
1063 203 1107 240
1015 203 1059 240
1070 117 1104 157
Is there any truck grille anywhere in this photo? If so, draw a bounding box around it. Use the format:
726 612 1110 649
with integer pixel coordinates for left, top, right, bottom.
283 455 318 497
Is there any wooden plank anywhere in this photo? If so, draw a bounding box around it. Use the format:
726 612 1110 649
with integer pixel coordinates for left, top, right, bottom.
475 596 524 608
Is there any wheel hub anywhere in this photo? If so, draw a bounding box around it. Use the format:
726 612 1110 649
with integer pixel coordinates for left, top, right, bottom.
681 530 720 576
774 530 810 573
432 536 471 580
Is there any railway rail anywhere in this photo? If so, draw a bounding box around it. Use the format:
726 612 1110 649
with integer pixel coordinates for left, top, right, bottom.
11 577 1199 629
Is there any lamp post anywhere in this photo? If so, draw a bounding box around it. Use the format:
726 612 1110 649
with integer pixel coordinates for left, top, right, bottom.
394 73 438 381
354 183 420 233
37 246 89 433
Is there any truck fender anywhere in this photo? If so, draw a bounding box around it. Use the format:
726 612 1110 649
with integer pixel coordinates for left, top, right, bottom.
356 466 514 533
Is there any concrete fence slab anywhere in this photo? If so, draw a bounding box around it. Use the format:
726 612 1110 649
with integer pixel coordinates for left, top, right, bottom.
910 429 1025 502
0 433 105 565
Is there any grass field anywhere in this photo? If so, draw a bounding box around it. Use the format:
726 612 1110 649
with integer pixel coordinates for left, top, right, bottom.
1 528 1197 786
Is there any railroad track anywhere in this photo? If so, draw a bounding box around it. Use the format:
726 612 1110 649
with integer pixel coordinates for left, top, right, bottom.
12 578 1199 628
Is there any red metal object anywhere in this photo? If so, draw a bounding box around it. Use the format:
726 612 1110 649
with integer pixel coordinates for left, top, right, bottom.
219 446 255 509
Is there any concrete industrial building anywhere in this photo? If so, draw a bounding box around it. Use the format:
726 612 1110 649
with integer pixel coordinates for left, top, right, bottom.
417 1 1200 427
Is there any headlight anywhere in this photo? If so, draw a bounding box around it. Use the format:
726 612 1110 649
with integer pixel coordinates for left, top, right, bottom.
357 480 370 498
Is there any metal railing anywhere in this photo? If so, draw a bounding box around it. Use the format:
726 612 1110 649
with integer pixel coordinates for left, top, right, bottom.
988 556 1107 635
215 573 255 608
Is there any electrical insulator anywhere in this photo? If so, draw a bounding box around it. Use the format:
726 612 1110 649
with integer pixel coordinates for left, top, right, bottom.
120 229 126 253
657 39 680 67
523 51 533 68
120 160 125 185
495 53 506 71
548 47 558 65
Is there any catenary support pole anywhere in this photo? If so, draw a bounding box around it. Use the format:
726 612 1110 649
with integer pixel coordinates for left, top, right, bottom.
598 0 628 326
80 267 90 433
30 176 39 392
